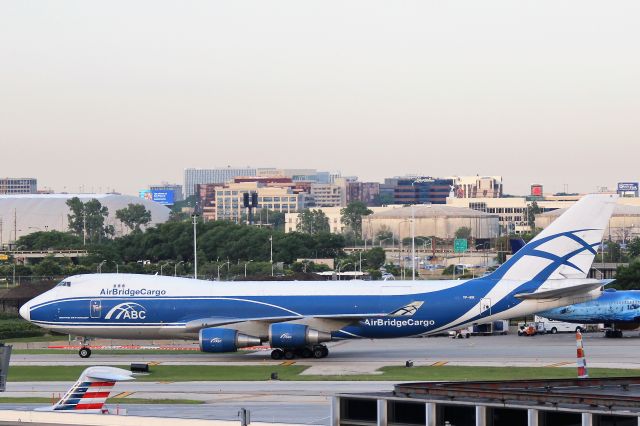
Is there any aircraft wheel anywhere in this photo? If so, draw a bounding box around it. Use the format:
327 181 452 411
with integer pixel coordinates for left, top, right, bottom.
271 349 284 360
312 347 325 359
615 330 624 338
79 347 91 358
300 348 313 358
320 346 329 358
284 350 296 360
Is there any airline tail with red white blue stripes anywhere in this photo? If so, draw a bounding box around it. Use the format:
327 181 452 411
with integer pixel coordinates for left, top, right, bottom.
36 366 134 414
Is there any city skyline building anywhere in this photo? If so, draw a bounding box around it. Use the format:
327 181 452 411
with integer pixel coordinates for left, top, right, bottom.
0 178 37 195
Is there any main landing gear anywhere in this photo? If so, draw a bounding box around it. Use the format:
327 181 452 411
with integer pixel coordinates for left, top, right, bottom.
271 344 329 360
605 329 623 338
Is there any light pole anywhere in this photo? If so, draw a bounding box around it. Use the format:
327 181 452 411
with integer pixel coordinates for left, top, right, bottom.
97 260 107 273
244 260 254 278
160 262 171 276
174 261 184 277
269 235 274 276
398 219 411 280
217 261 230 281
192 215 198 279
411 204 416 281
337 262 351 281
111 260 119 274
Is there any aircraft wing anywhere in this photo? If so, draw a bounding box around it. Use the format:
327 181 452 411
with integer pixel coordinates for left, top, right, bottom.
184 301 424 333
514 282 604 301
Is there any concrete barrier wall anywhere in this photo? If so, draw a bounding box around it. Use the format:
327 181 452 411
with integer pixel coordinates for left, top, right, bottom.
0 410 298 426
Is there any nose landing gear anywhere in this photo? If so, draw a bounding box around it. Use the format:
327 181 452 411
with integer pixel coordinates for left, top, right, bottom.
77 337 92 358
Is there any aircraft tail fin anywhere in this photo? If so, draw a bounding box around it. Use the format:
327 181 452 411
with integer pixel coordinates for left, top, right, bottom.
488 194 617 282
36 366 134 413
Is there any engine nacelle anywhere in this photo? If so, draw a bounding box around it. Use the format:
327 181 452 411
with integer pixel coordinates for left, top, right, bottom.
199 328 261 353
269 323 332 348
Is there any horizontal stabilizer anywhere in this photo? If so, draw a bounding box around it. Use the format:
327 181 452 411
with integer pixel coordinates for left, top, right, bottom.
515 283 603 300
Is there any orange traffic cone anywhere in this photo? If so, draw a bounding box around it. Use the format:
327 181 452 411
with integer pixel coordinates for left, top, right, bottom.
576 329 588 379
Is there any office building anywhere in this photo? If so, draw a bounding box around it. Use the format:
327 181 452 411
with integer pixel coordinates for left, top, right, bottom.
0 178 37 194
184 167 259 198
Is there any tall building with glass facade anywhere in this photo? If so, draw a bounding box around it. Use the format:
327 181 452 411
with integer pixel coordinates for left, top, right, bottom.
184 168 258 198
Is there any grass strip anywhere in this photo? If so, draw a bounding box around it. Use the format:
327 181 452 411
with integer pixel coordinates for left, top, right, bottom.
0 397 203 404
12 349 205 355
5 365 639 382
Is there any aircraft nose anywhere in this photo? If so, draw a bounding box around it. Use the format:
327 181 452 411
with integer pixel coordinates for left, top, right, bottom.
19 302 30 321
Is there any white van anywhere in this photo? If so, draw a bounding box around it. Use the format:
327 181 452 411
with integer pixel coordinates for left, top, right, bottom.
534 316 586 334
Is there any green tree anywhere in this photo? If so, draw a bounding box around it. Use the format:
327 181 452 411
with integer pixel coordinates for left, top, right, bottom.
340 201 373 240
627 237 640 259
297 209 330 234
613 260 640 290
375 225 394 245
16 231 82 250
32 256 64 277
527 201 542 229
365 247 386 269
66 197 114 243
607 240 623 262
116 203 152 233
454 227 472 240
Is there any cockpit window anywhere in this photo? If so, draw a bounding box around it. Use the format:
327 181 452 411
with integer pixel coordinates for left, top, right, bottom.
56 281 71 287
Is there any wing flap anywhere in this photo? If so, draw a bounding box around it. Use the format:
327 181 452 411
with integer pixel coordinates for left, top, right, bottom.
515 283 603 300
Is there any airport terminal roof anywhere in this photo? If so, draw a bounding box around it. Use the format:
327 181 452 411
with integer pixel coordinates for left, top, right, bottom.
369 205 498 219
0 193 170 242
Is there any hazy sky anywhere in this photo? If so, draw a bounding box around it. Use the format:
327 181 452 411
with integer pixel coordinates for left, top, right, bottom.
2 1 639 196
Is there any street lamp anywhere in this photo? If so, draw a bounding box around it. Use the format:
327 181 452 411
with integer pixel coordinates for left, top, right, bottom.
217 261 230 281
192 214 198 279
398 219 411 280
111 260 119 274
244 260 254 278
97 260 107 273
269 235 274 276
160 262 171 276
174 261 184 277
337 261 351 281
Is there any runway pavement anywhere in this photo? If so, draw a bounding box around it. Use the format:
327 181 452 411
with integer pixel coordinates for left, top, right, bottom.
10 333 640 370
5 333 640 424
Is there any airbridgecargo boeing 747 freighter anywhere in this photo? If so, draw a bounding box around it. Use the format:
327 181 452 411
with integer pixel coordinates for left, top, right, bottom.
20 194 617 360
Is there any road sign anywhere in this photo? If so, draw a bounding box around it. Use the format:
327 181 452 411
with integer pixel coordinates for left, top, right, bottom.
454 239 468 253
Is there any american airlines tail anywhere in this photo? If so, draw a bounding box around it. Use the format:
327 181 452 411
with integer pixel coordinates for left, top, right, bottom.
36 367 134 414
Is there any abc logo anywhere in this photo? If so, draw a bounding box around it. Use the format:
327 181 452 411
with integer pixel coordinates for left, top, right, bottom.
104 303 147 320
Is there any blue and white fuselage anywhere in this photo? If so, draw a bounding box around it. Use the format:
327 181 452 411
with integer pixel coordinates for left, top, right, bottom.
19 194 619 357
21 273 602 340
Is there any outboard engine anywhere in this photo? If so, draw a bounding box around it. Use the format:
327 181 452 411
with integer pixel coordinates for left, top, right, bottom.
199 328 261 353
269 323 331 348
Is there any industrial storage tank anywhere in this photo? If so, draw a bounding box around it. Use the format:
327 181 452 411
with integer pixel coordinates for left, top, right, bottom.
362 204 500 241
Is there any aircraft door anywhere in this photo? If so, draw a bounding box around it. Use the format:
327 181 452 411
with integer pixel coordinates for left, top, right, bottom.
90 300 102 319
480 298 491 316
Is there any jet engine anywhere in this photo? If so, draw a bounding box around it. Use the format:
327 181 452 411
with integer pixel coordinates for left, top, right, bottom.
199 328 261 353
269 323 332 348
